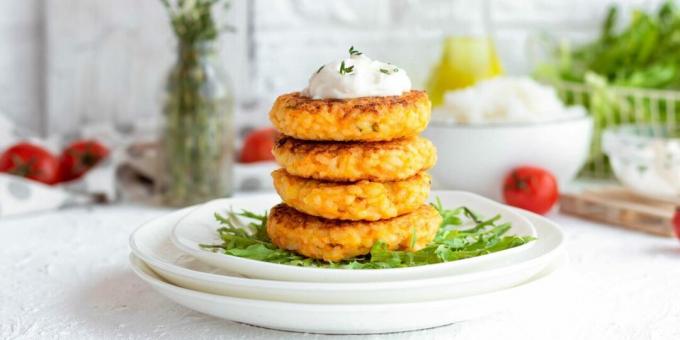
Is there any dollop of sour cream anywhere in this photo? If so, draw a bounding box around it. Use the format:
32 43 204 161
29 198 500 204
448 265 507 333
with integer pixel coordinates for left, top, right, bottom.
302 53 412 99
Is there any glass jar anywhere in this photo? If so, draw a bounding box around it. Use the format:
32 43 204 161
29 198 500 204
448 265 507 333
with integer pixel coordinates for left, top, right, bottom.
158 41 234 206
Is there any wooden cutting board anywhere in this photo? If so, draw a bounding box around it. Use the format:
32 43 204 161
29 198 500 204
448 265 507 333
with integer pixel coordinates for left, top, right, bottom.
560 186 678 237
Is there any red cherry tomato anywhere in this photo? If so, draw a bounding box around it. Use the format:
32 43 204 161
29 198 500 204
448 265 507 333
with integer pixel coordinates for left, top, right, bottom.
672 208 680 240
0 142 60 185
240 127 278 163
502 166 559 215
58 139 110 182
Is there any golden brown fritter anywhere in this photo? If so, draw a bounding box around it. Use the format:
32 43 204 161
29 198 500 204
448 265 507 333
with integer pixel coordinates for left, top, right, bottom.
272 135 436 182
269 91 431 141
267 203 442 261
272 169 431 221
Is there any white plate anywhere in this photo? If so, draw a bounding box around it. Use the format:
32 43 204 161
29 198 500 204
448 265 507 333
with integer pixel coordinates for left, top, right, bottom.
130 204 563 304
130 251 568 334
170 191 537 282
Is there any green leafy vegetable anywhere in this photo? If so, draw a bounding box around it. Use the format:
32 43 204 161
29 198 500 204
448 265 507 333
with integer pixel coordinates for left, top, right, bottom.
200 199 536 269
536 1 680 89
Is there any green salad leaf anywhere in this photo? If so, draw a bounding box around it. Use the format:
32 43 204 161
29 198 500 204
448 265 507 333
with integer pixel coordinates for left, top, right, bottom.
200 198 536 269
535 1 680 89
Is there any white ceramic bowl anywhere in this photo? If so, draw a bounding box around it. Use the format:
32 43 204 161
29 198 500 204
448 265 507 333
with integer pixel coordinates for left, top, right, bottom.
170 191 536 282
129 201 564 303
423 116 593 200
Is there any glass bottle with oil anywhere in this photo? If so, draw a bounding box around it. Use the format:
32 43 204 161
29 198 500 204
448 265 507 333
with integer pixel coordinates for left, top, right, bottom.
426 0 503 107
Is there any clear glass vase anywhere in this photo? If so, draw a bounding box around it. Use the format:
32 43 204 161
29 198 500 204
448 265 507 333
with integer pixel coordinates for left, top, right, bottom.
158 41 234 207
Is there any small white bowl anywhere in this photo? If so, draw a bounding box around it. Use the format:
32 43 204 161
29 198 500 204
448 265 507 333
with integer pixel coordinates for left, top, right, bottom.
423 116 593 201
603 124 680 202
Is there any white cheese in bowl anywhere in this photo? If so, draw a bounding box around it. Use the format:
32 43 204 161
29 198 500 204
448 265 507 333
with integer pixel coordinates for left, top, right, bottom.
433 76 585 124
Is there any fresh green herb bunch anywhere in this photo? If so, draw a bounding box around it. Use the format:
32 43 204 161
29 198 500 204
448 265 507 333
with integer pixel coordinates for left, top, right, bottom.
536 0 680 89
200 199 536 269
158 0 235 206
160 0 230 44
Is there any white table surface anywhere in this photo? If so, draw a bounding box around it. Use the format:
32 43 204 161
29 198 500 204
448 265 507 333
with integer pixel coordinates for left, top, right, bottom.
1 202 680 340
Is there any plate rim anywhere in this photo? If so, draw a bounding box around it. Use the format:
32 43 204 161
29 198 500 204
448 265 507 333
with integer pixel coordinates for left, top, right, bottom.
129 250 568 310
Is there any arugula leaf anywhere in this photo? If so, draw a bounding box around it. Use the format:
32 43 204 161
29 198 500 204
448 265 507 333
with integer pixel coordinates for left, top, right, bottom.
200 199 536 269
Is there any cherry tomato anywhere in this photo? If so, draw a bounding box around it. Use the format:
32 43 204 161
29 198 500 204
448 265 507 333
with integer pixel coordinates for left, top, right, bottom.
0 142 60 185
672 208 680 240
240 127 278 163
58 139 110 182
502 166 559 215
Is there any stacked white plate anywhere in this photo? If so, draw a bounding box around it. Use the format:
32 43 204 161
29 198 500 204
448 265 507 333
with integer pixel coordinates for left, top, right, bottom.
129 191 567 334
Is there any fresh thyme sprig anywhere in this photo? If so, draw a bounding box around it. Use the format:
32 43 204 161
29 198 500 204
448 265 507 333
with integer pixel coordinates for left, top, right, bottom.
349 46 362 56
380 67 400 75
339 60 354 75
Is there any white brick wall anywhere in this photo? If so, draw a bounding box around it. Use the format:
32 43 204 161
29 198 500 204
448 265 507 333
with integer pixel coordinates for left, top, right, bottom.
44 0 249 136
0 0 670 136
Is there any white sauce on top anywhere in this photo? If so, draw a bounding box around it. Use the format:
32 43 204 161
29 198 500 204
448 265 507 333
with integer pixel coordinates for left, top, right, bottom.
302 53 411 99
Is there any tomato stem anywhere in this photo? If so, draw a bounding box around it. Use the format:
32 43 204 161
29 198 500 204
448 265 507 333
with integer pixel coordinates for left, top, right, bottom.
512 172 528 190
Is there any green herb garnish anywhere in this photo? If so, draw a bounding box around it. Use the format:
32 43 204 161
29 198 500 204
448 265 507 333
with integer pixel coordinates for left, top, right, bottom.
349 46 362 56
200 198 536 269
380 67 400 75
316 65 324 74
339 60 354 75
